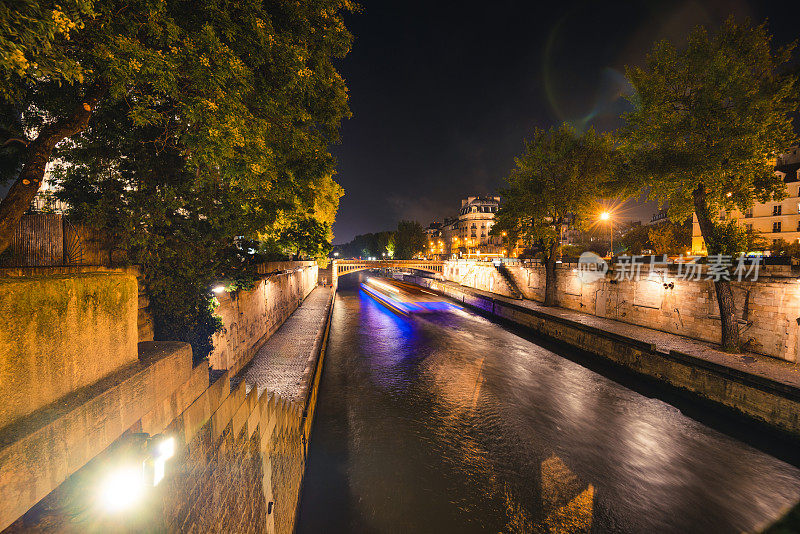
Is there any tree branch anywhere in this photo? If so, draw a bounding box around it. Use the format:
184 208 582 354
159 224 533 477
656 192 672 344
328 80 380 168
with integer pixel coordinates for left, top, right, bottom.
0 80 109 254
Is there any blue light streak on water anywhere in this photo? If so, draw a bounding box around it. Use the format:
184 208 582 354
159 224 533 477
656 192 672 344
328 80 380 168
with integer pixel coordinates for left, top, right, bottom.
360 281 460 315
359 288 412 329
360 282 415 313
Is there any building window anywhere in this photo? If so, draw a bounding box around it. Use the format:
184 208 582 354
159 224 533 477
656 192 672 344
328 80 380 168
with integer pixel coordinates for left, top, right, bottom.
773 205 782 216
773 221 782 232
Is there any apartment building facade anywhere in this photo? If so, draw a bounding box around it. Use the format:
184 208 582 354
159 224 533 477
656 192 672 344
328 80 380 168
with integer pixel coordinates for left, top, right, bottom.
692 148 800 255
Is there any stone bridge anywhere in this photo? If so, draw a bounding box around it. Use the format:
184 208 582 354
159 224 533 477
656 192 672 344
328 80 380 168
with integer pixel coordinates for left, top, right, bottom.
333 259 443 282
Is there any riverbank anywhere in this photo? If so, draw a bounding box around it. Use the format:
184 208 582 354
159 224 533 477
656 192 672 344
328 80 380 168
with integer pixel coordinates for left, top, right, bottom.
399 274 800 436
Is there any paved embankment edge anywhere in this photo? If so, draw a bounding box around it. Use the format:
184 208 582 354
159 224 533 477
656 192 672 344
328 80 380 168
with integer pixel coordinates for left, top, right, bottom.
402 275 800 436
293 286 336 525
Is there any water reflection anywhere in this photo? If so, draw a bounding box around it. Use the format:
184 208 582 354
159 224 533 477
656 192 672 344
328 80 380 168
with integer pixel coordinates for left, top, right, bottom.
297 290 800 533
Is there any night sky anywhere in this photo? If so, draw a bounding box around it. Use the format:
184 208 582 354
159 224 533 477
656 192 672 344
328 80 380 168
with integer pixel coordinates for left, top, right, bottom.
331 0 800 243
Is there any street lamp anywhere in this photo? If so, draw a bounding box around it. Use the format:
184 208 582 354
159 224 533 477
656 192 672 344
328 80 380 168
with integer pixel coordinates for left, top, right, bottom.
599 211 612 257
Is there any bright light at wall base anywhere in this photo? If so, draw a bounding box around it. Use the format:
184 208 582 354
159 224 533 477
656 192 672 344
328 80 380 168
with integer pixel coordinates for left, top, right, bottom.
212 285 225 294
99 435 175 513
100 466 145 512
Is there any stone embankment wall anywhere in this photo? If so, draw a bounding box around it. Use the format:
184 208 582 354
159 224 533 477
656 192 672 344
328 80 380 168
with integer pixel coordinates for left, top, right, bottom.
0 263 330 533
209 261 318 374
136 261 318 372
443 260 800 362
402 274 800 436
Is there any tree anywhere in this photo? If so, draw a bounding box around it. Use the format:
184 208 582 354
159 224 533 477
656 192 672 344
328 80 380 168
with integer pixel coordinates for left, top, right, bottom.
385 234 395 258
0 1 352 255
394 220 426 259
2 1 353 361
769 238 800 259
491 123 616 306
336 231 394 258
648 220 692 255
621 18 797 351
618 223 651 255
273 218 333 263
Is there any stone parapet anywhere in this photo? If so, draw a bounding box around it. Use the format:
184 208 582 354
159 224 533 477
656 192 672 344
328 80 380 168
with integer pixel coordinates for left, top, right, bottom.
0 265 333 533
209 262 319 374
0 341 193 531
0 266 140 430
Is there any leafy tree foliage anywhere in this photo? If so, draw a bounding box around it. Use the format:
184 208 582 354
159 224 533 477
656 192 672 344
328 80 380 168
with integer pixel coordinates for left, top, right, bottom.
394 220 426 259
621 18 797 350
617 223 650 255
647 219 692 255
769 238 800 259
385 233 395 258
1 0 353 360
336 223 423 260
491 123 616 305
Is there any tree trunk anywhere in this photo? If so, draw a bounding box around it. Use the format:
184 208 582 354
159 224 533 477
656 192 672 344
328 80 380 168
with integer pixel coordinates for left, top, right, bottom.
693 184 740 351
543 240 559 307
0 82 107 254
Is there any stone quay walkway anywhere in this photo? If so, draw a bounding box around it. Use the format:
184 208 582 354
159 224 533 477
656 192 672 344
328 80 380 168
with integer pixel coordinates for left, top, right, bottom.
432 277 800 392
233 286 333 404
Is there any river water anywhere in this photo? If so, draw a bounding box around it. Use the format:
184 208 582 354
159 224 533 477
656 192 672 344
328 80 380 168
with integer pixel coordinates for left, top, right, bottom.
296 288 800 533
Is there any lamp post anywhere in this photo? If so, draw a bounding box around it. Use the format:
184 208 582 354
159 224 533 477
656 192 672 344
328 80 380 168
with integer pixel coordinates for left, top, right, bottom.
600 211 612 258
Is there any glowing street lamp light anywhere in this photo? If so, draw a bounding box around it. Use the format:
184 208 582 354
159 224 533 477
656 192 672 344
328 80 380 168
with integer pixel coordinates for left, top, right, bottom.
599 211 613 257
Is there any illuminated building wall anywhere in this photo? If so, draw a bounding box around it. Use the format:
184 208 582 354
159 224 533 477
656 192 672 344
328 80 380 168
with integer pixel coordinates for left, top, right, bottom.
692 148 800 255
427 196 506 259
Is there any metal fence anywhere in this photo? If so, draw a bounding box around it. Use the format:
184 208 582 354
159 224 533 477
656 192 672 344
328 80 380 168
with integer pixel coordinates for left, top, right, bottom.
0 213 110 267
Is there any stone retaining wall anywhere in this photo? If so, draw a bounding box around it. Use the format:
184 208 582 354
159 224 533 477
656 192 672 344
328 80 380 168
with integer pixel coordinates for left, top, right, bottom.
1 265 331 533
209 262 318 374
443 260 800 362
